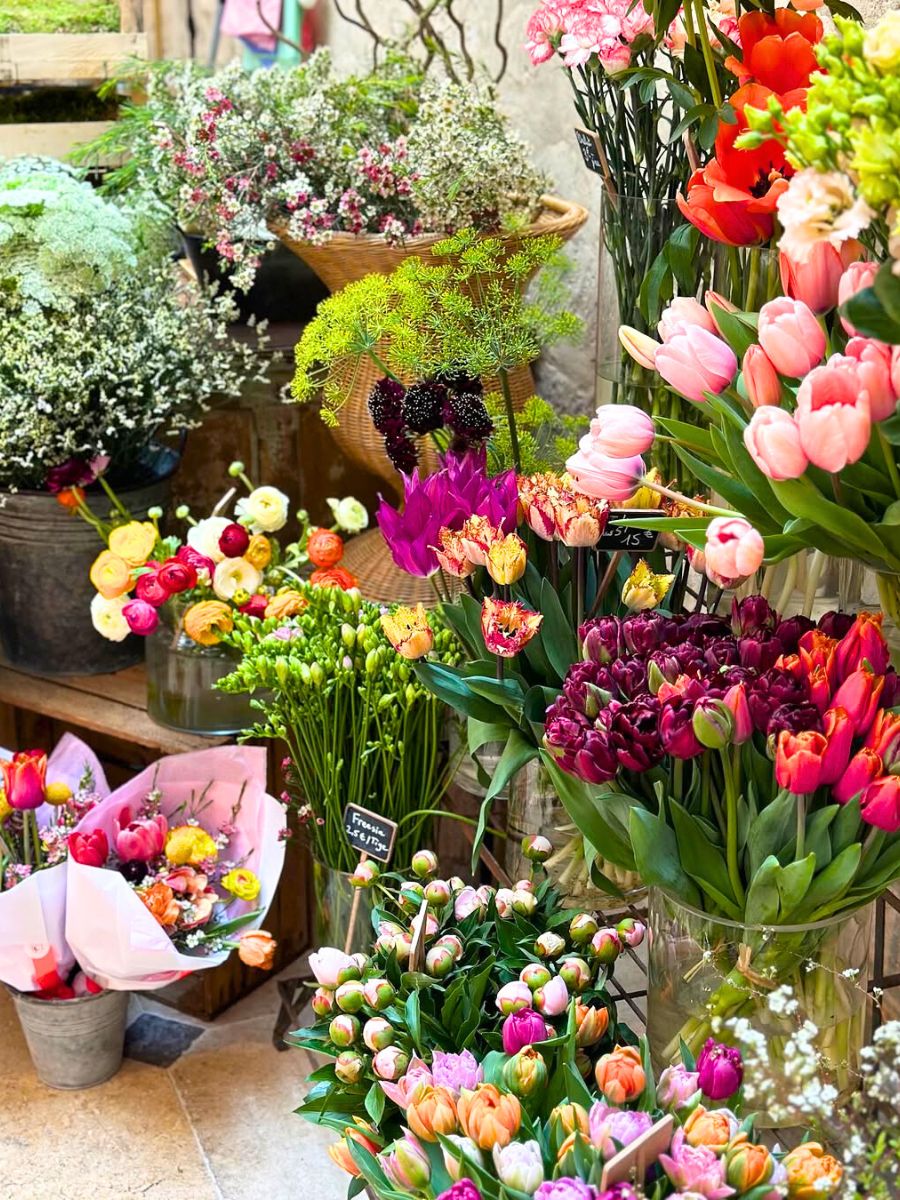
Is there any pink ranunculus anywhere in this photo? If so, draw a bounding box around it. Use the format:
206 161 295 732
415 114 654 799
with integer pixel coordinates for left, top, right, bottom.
122 597 160 636
743 407 808 481
757 296 826 378
742 344 781 408
655 327 738 403
586 405 655 458
843 339 897 421
779 239 862 314
838 260 879 336
134 563 171 608
113 808 167 862
795 362 872 472
566 444 645 502
176 544 216 585
658 296 717 343
704 517 764 584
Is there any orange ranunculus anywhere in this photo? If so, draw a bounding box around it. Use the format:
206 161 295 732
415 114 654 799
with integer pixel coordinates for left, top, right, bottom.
244 534 272 571
457 1084 521 1150
327 1121 380 1177
108 520 158 568
56 487 85 511
237 929 276 969
726 9 824 93
264 590 307 620
310 566 359 591
683 1105 739 1153
307 527 345 569
139 882 181 927
183 600 234 646
784 1143 843 1198
594 1045 646 1105
406 1085 458 1142
90 550 132 600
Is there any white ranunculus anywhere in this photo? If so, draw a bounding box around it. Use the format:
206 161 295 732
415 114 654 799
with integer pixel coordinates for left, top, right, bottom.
187 516 232 564
235 486 290 533
327 495 369 535
90 593 130 642
212 557 262 601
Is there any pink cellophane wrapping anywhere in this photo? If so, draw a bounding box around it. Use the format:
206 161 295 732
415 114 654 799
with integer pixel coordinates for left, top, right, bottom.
65 745 285 991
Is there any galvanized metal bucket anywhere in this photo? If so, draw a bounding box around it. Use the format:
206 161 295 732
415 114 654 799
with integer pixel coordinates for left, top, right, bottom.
9 986 129 1090
0 447 178 675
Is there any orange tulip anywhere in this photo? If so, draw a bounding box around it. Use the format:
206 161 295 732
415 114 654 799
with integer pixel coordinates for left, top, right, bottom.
237 930 276 970
725 1134 776 1190
683 1105 739 1153
457 1084 521 1150
784 1143 843 1198
594 1044 646 1105
139 882 181 928
575 1002 609 1048
406 1085 458 1143
548 1102 589 1141
327 1120 380 1177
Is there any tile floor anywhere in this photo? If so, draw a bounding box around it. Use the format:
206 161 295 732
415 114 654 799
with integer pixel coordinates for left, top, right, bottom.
0 958 348 1200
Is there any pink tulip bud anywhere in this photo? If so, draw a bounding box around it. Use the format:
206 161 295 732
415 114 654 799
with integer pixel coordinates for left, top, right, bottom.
585 405 656 459
703 290 738 335
658 296 717 342
742 345 782 408
113 809 168 863
618 324 659 369
795 362 872 472
703 517 765 586
757 297 826 378
843 338 897 421
496 981 533 1015
838 260 879 336
779 240 861 314
656 326 738 403
743 406 808 481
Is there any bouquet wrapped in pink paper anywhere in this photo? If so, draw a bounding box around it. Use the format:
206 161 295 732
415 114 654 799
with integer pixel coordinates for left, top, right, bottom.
0 734 109 992
65 745 285 989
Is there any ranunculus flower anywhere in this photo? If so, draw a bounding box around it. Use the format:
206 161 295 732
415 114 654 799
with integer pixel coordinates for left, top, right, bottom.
307 527 344 568
108 520 157 567
139 881 180 927
594 1045 646 1105
741 344 781 409
743 407 808 481
68 829 109 867
212 556 262 602
183 600 234 646
90 593 130 642
309 566 359 591
244 533 272 570
165 823 217 866
158 557 196 594
188 516 232 564
218 522 251 559
1 750 47 810
327 495 369 535
237 929 276 969
90 550 132 600
589 1103 653 1159
134 563 171 608
779 240 861 314
176 544 215 584
122 597 160 636
703 517 765 585
757 297 826 378
235 485 290 533
113 808 167 861
655 327 737 403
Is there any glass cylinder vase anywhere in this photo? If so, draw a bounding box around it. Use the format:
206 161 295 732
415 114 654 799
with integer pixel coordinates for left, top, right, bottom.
647 888 873 1116
313 859 374 956
145 605 256 736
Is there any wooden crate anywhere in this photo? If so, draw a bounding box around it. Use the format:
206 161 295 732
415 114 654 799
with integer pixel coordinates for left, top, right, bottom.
0 119 115 159
0 1 146 85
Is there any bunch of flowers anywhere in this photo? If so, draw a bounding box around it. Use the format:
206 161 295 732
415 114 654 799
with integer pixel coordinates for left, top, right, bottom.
79 461 366 645
293 842 633 1147
218 585 460 873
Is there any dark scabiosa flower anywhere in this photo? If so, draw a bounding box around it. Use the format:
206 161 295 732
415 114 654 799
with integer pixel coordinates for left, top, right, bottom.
384 432 418 474
402 379 448 433
447 391 493 442
368 377 406 434
436 367 483 395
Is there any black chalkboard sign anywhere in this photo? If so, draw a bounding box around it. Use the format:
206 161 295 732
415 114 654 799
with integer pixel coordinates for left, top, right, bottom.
574 127 604 175
599 510 663 552
343 804 398 864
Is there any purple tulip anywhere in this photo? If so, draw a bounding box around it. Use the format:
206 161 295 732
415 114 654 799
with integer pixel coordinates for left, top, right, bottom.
773 614 815 653
580 616 622 665
573 729 618 784
621 611 674 655
767 701 823 739
738 632 783 672
502 1007 548 1056
437 1179 482 1200
596 1186 640 1200
730 595 776 637
609 656 649 700
817 610 855 640
588 1103 653 1159
564 662 616 716
535 1181 599 1200
657 1064 701 1109
748 668 809 733
882 668 900 709
432 1050 483 1095
696 1038 743 1101
702 637 741 671
660 699 704 759
609 698 663 772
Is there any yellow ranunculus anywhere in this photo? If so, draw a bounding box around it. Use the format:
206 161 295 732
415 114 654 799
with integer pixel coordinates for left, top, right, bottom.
165 824 219 867
222 867 261 901
90 550 132 599
864 11 900 72
183 600 234 646
265 590 306 621
244 534 272 571
108 521 158 568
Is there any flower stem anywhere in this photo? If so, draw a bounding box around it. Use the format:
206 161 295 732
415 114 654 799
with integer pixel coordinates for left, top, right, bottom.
877 427 900 500
639 478 734 516
721 747 746 906
499 368 521 473
691 0 723 108
796 794 807 861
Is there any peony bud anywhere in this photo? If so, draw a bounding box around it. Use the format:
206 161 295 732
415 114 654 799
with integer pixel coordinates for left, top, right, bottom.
534 931 566 960
335 981 365 1014
425 878 451 907
350 860 380 889
448 876 466 894
496 981 533 1015
425 945 457 979
373 1046 410 1082
616 917 645 948
329 1014 360 1048
435 934 464 961
589 928 622 965
520 963 552 992
495 888 515 918
503 1047 548 1099
569 913 599 946
335 1050 367 1084
363 978 395 1011
411 849 439 879
454 886 486 922
511 889 537 917
311 987 335 1018
521 834 552 862
398 882 425 913
363 1017 395 1052
559 957 592 993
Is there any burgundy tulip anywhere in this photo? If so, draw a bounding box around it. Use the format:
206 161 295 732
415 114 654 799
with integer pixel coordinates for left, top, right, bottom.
660 699 704 759
731 595 776 637
622 611 673 655
609 699 663 772
609 657 649 700
774 614 816 654
738 632 783 672
574 729 618 784
580 617 622 665
767 702 823 740
817 610 855 640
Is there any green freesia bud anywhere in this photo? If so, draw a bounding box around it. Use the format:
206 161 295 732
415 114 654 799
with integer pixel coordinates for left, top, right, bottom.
341 623 356 649
310 663 325 687
365 649 380 675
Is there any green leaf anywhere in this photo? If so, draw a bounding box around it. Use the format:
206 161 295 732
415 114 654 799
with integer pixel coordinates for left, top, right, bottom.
471 733 538 872
831 796 862 854
708 306 759 358
539 577 579 680
467 718 508 755
405 989 423 1055
796 844 862 921
364 1081 386 1125
669 799 741 917
542 755 636 870
747 791 796 876
769 477 895 564
744 855 781 925
804 806 838 872
629 807 701 907
773 853 816 918
414 661 504 723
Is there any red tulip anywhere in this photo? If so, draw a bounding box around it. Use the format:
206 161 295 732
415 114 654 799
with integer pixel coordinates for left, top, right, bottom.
832 748 882 806
830 669 884 738
723 683 753 744
860 775 900 833
832 612 890 684
819 707 854 786
1 750 47 810
775 729 827 794
798 630 837 685
807 665 832 715
727 9 824 91
865 708 900 768
68 829 109 868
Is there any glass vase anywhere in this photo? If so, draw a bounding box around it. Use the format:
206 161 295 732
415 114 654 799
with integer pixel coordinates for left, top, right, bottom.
313 859 374 956
647 888 873 1117
144 606 256 736
505 760 644 912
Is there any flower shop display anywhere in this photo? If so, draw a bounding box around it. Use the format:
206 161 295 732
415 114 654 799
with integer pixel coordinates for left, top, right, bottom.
291 842 637 1148
217 584 460 948
64 744 283 989
543 597 900 1093
0 156 267 675
79 458 366 734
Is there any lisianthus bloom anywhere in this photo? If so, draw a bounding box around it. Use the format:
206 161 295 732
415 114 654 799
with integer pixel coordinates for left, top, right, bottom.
777 169 874 265
381 603 434 660
482 597 543 658
1 750 47 810
725 8 823 91
183 600 234 645
108 520 157 568
307 527 344 569
237 929 276 969
622 559 674 611
165 823 218 866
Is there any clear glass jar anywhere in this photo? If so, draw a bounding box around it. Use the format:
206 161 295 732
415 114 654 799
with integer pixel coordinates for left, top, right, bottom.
647 888 873 1117
313 859 374 956
144 608 256 736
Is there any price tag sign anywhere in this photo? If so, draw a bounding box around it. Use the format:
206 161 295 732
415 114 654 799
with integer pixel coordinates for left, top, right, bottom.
574 127 604 175
600 1114 674 1190
598 510 663 553
343 804 398 865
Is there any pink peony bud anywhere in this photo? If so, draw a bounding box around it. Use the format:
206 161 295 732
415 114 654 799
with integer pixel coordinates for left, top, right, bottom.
311 987 335 1017
328 1014 360 1047
363 978 396 1011
520 963 552 992
310 947 358 989
496 981 533 1015
373 1046 410 1081
590 928 622 965
363 1017 395 1052
335 981 365 1014
533 974 569 1016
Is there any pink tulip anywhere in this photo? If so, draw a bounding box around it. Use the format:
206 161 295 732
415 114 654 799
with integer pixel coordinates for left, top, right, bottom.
113 808 167 862
843 339 897 421
704 517 765 585
566 442 645 502
743 407 808 481
655 327 738 402
833 748 883 805
618 325 659 369
757 297 826 378
838 260 879 336
723 682 753 744
586 405 655 458
658 297 717 342
795 362 872 472
892 346 900 398
704 290 738 336
742 344 782 408
779 240 862 314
